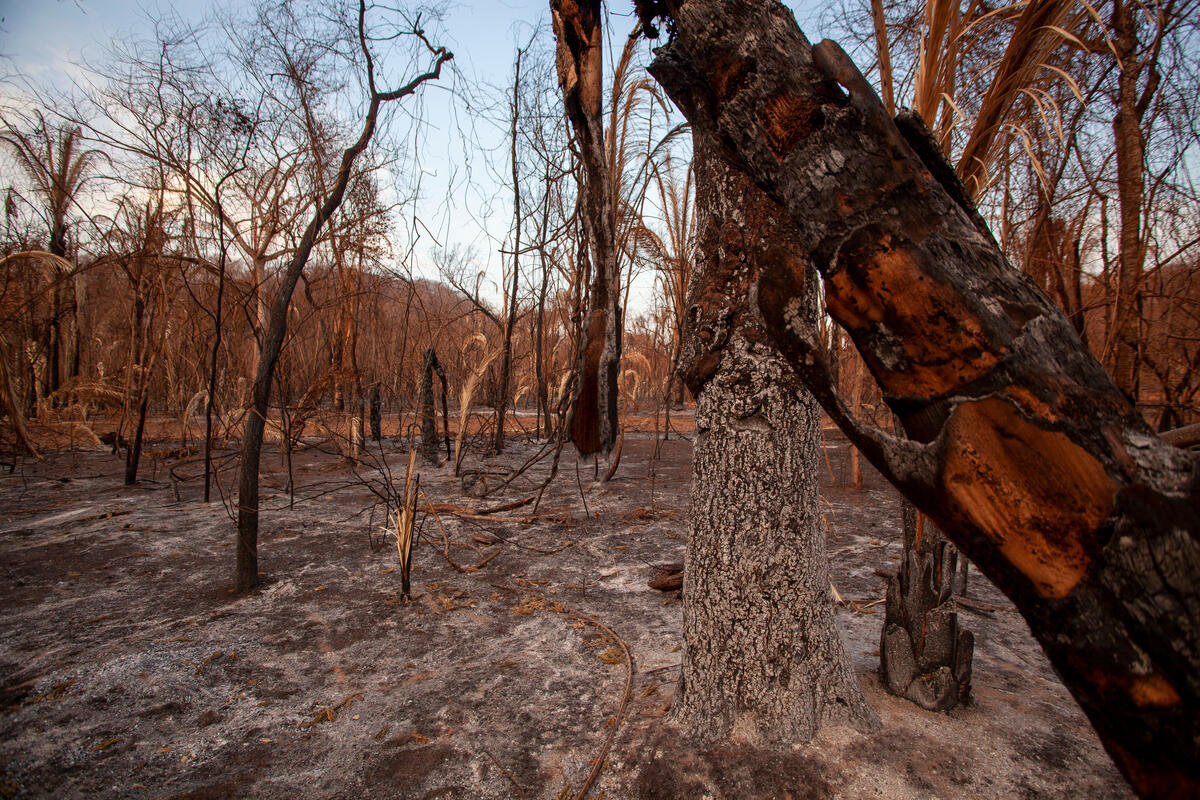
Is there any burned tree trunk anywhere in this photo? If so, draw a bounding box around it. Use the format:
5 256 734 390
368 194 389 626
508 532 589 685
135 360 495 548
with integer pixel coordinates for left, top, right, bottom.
551 0 621 456
369 383 381 441
644 1 1200 796
235 20 451 593
669 132 876 744
123 395 149 486
419 348 445 466
881 501 974 711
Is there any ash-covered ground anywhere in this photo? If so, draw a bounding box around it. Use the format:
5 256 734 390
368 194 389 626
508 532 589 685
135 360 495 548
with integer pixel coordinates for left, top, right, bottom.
0 422 1132 799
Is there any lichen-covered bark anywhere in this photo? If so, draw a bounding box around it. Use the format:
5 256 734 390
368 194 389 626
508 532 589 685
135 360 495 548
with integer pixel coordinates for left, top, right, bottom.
671 133 875 745
644 1 1200 796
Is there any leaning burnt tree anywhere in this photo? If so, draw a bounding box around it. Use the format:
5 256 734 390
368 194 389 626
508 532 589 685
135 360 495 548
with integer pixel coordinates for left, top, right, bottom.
669 131 876 743
236 4 451 592
550 0 622 456
640 1 1198 797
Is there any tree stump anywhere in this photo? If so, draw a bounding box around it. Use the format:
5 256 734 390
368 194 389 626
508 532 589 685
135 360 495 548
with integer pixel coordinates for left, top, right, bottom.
881 501 974 711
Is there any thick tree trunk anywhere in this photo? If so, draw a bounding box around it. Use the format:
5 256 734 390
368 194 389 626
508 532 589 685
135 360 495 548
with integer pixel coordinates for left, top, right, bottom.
551 0 621 456
670 132 875 745
644 2 1199 796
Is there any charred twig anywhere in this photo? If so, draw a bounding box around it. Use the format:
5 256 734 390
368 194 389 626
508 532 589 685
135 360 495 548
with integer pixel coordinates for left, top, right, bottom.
491 582 634 800
483 749 529 796
421 491 502 574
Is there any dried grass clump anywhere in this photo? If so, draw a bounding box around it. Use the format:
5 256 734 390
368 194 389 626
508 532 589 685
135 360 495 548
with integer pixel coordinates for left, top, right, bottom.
454 345 499 475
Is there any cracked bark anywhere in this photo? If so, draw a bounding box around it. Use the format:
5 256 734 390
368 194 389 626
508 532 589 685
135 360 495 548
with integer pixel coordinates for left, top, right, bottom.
670 131 876 745
644 1 1200 796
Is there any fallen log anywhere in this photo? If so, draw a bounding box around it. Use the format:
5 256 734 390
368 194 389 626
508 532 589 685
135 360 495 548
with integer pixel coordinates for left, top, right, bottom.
648 562 684 591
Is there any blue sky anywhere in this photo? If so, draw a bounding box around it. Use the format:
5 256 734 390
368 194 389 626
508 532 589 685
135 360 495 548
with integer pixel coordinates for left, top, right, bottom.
1 0 567 102
0 0 825 314
0 1 826 81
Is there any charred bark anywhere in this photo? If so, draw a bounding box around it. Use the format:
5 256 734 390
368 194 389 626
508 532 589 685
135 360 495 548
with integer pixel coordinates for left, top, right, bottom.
418 348 445 466
644 2 1200 796
123 396 149 486
551 0 622 456
369 383 382 441
670 131 876 745
881 502 974 711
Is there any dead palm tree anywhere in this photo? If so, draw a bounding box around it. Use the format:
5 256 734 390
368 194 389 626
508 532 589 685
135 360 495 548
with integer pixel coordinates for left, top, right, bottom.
1 113 107 391
876 0 1086 199
633 146 694 406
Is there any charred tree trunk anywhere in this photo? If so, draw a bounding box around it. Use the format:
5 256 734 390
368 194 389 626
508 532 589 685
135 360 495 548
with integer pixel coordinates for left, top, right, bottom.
204 200 231 504
644 2 1199 796
535 258 550 439
48 224 66 395
670 132 876 744
68 273 82 381
881 501 974 710
551 0 621 456
438 367 451 460
124 395 149 486
1109 0 1151 399
369 383 382 441
419 348 445 465
495 43 528 454
535 169 553 440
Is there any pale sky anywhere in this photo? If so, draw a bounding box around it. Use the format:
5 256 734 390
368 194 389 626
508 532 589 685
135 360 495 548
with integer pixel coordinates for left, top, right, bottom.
0 0 824 315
